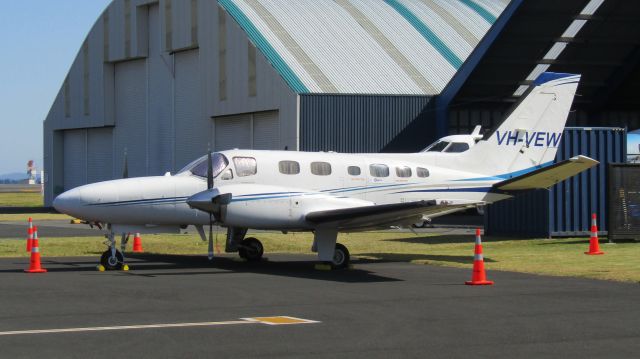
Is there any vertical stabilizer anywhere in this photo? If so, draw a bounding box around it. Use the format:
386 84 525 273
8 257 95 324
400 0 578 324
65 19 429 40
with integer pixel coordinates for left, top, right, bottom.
458 72 580 177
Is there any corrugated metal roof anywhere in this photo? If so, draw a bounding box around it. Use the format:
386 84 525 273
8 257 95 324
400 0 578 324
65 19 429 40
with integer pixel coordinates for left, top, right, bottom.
219 0 510 95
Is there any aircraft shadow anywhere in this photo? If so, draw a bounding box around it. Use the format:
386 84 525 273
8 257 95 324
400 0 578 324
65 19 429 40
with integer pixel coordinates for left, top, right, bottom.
121 253 402 283
0 254 400 283
383 235 536 245
357 253 495 264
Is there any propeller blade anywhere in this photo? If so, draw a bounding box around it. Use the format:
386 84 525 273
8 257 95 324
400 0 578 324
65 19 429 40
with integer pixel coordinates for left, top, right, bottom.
208 214 214 261
207 151 213 189
122 149 129 179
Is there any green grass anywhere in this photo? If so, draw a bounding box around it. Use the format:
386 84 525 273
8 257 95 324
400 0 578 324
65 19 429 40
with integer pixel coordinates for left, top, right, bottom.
0 192 43 207
1 231 638 282
0 213 72 221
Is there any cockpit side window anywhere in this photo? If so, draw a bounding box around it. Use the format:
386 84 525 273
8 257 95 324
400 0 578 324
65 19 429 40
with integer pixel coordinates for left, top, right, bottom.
233 157 257 177
444 142 470 153
426 141 449 152
181 153 229 178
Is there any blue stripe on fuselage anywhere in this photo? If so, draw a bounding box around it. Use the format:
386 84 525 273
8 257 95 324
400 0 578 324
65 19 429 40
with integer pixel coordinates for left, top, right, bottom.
454 161 554 182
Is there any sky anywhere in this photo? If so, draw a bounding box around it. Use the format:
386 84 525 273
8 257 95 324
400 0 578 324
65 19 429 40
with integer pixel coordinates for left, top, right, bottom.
0 0 111 174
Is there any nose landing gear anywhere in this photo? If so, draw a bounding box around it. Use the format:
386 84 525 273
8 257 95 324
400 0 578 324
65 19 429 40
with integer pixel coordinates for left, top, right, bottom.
100 249 124 270
98 230 129 271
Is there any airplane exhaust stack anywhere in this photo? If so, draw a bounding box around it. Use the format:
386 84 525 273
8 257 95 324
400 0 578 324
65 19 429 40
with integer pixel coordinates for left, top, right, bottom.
25 226 47 273
26 217 34 252
132 233 143 253
465 229 493 285
585 213 604 255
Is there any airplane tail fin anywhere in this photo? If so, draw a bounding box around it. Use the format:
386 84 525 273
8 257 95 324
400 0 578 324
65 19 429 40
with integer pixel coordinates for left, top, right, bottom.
458 72 581 178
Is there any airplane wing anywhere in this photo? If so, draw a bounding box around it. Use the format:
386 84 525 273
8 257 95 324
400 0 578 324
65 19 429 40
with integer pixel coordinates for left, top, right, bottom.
305 200 477 231
494 155 599 191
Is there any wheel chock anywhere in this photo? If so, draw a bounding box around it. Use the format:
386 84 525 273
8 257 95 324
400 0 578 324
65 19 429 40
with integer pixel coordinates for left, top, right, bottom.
314 263 332 271
96 265 106 272
348 264 355 270
70 219 82 224
122 264 130 271
232 257 247 262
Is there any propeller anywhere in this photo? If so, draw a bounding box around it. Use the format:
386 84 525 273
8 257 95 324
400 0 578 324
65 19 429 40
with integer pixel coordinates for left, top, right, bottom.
207 149 214 261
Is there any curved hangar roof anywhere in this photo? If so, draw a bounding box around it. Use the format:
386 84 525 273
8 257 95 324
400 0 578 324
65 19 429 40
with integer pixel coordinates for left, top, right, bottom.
219 0 509 95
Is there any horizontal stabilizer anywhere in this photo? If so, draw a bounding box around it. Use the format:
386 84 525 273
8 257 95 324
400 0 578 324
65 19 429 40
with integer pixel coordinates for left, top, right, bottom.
306 200 477 231
494 155 599 191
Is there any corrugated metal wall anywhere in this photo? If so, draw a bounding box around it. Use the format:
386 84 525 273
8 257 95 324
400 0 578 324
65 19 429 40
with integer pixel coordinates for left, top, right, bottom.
299 94 433 153
113 59 147 178
86 128 114 184
63 130 87 191
174 49 208 169
486 127 627 237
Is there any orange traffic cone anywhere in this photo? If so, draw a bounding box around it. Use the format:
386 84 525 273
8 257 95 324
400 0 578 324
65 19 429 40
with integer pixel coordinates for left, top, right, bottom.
585 213 604 255
25 226 47 273
26 217 34 252
465 228 494 286
132 233 143 253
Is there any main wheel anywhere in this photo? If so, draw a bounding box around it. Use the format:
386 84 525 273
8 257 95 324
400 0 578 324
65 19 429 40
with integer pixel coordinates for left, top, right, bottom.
332 243 350 269
238 237 263 262
100 249 124 270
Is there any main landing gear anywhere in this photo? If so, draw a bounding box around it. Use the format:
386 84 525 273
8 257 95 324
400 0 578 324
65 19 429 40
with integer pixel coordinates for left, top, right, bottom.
238 237 264 261
331 243 350 269
312 228 351 270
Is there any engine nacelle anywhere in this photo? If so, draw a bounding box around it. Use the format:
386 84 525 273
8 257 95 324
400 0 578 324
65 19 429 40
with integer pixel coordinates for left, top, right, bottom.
188 184 373 230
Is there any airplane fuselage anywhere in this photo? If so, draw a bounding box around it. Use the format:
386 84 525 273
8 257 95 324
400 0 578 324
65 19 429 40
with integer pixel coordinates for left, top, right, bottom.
55 149 510 231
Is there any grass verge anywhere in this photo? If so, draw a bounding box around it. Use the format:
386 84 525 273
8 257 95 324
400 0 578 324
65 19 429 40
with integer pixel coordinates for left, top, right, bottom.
0 213 72 221
1 231 638 282
0 192 43 207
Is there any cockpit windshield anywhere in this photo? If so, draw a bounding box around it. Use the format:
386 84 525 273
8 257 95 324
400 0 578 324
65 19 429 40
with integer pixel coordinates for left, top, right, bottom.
423 140 470 153
178 153 229 178
425 141 450 152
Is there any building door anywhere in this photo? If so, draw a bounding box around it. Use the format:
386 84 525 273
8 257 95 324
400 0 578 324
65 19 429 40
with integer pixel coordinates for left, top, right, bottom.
213 111 280 151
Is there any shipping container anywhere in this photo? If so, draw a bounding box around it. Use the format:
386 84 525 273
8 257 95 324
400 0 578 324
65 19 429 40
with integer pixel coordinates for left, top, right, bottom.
485 127 627 237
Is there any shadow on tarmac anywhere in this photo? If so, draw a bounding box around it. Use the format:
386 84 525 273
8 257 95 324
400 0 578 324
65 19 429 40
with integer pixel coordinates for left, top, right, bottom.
382 235 521 245
3 254 402 283
357 253 495 264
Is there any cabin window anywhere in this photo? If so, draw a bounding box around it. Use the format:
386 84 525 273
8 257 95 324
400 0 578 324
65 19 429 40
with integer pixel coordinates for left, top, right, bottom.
279 160 300 175
427 141 449 152
311 161 332 176
348 166 361 176
369 164 389 177
445 142 470 153
233 157 257 177
396 166 412 178
417 167 430 178
220 169 233 180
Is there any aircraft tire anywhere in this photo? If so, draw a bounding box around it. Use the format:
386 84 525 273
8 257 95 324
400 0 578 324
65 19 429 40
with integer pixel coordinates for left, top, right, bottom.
239 237 263 262
100 249 124 271
332 243 350 269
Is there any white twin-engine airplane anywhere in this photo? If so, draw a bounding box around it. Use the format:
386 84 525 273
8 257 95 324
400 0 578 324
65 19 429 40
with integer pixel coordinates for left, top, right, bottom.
54 72 598 270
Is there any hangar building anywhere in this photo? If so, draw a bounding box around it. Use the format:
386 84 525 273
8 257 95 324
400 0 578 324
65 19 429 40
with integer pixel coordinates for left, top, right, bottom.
44 0 640 207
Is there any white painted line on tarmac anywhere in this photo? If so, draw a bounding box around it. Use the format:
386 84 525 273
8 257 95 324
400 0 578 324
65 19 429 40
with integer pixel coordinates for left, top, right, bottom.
0 316 319 337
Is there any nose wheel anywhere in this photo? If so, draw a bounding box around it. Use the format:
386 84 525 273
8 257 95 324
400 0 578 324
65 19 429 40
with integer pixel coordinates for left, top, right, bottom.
100 249 124 270
238 237 264 262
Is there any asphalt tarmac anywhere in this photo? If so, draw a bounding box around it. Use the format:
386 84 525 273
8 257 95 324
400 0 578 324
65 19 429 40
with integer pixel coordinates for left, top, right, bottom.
0 254 638 358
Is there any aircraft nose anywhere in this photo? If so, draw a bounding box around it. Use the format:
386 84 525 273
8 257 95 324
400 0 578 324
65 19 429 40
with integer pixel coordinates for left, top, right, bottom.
53 187 84 216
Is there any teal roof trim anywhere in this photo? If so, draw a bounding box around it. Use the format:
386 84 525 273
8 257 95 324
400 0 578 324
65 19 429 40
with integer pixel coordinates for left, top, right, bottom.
218 0 309 93
384 0 463 69
459 0 497 24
